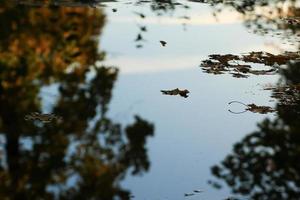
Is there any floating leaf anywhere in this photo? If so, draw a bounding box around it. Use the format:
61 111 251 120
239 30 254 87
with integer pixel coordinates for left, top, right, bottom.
184 193 195 197
140 26 147 32
159 40 167 46
193 190 204 193
134 12 146 18
228 101 275 114
246 104 275 114
135 33 143 42
161 88 190 98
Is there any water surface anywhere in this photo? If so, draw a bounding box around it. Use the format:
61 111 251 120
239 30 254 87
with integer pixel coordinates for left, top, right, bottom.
0 0 299 199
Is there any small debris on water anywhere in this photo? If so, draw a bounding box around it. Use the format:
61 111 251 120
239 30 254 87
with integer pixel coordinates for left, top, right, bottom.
160 40 167 46
161 88 190 98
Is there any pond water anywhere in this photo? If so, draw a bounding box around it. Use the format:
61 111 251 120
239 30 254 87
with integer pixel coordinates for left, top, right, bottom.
0 0 300 200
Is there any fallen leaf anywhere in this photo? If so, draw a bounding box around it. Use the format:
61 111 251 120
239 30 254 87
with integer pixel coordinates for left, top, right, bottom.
193 190 204 193
161 88 190 98
160 40 167 47
134 12 145 18
228 101 275 114
184 193 195 197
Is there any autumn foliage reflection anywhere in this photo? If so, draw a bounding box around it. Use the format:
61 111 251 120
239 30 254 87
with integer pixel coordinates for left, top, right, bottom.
0 4 154 200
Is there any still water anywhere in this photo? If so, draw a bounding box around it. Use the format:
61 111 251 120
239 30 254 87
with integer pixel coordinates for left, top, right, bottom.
0 0 299 200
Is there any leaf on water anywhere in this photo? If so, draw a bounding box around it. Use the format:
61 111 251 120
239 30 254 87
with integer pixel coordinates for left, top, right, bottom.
193 189 204 193
140 26 147 32
183 189 204 197
184 193 195 197
161 88 190 98
228 101 275 114
134 12 146 18
159 40 167 46
246 104 275 114
135 33 143 42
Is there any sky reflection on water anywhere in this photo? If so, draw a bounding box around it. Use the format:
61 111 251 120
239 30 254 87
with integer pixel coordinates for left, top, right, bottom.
0 0 299 199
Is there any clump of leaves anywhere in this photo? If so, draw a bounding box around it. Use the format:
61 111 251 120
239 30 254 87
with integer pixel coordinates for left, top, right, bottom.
228 101 275 114
161 88 190 98
183 189 204 197
200 51 300 78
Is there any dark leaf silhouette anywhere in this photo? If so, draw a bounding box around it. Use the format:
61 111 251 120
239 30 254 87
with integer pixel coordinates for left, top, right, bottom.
135 33 144 41
246 104 275 114
161 88 190 98
134 11 146 18
184 193 195 197
193 190 204 193
160 40 167 46
140 26 147 32
228 101 275 114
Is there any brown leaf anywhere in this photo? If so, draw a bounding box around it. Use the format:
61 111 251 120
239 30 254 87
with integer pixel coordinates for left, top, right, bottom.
161 88 190 98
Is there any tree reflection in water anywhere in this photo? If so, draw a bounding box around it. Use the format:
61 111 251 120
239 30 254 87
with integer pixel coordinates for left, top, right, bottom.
211 61 300 200
209 0 300 44
0 3 154 200
207 0 300 199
